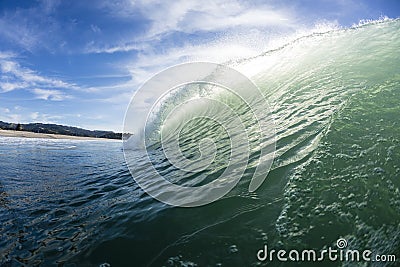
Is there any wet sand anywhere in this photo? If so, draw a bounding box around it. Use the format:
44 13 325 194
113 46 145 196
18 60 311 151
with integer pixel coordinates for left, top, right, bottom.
0 129 116 140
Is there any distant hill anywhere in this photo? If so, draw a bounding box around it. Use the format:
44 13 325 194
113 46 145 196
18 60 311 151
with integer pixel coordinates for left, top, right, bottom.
0 121 122 140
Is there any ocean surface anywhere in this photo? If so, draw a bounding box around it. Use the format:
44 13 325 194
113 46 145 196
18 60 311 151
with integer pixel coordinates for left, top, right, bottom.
1 19 400 266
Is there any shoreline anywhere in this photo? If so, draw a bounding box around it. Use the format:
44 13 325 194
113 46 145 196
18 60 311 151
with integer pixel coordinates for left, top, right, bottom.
0 129 119 141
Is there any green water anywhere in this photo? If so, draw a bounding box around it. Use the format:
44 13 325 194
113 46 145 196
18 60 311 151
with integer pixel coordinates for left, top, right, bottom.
122 18 400 266
251 18 400 265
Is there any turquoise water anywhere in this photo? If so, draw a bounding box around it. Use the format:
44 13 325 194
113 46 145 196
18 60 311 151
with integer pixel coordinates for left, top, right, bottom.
1 19 400 266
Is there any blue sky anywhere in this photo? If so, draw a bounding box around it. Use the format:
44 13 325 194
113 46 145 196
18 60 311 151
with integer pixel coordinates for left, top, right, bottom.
0 0 399 131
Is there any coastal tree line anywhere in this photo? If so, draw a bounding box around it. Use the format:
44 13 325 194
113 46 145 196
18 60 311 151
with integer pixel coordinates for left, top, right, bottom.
0 121 122 140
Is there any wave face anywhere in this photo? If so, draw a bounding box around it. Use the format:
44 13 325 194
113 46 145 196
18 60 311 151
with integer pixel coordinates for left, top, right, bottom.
1 19 399 266
123 18 400 265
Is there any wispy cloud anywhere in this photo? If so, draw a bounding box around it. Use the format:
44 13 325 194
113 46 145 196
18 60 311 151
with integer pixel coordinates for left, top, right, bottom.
85 41 149 54
90 24 102 34
0 105 63 124
31 88 72 101
0 17 40 52
0 82 28 92
0 0 66 52
0 59 78 90
27 111 63 122
1 107 10 113
0 53 80 97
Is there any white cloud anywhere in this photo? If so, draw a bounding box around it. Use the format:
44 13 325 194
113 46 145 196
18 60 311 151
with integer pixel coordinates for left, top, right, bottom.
0 1 61 51
0 58 79 90
3 111 62 124
91 44 253 100
90 24 102 33
39 0 61 14
102 91 133 104
123 36 274 87
82 0 301 106
1 107 10 113
0 54 82 97
0 10 46 52
81 0 302 107
0 19 40 52
90 29 288 101
91 0 296 54
0 112 21 123
0 82 28 92
27 111 63 122
94 42 267 105
32 88 72 101
141 0 294 37
30 112 39 120
106 0 295 35
0 51 15 59
85 41 149 54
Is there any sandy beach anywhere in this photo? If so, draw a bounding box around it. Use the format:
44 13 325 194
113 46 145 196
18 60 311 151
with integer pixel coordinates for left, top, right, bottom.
0 129 116 140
